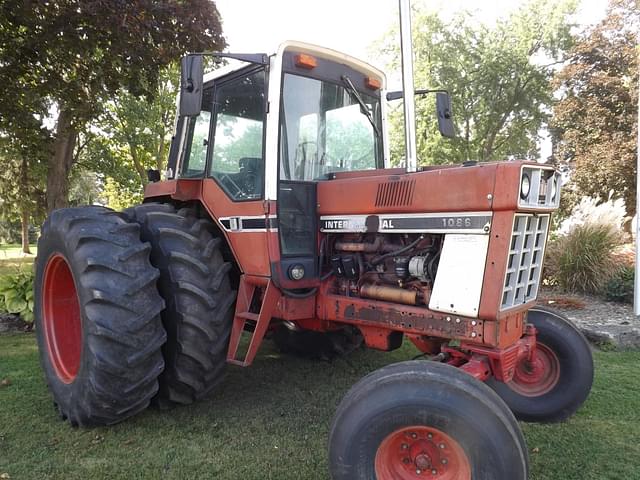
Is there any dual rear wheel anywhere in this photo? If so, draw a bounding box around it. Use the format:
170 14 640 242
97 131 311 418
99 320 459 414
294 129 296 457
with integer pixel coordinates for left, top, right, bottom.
35 204 234 425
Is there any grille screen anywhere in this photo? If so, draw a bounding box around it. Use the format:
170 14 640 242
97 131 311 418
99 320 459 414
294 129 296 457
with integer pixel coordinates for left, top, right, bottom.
501 214 550 310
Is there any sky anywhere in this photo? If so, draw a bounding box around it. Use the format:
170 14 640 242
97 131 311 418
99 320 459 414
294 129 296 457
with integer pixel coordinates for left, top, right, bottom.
215 0 610 161
215 0 608 67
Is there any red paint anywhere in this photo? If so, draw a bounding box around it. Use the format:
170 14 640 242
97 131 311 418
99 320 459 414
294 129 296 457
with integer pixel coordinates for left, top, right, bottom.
143 161 554 371
507 342 560 396
375 426 471 480
227 275 280 366
42 254 82 383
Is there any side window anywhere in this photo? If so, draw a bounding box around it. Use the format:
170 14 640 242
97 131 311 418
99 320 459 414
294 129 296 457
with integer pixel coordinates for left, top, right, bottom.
181 88 213 178
210 70 265 200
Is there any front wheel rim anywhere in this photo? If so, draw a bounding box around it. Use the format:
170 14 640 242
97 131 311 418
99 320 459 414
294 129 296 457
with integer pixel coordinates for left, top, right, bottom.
375 426 471 480
507 342 560 397
42 254 82 383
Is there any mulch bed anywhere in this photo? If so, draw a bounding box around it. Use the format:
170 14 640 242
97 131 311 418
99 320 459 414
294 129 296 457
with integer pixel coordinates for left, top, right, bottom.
0 313 32 333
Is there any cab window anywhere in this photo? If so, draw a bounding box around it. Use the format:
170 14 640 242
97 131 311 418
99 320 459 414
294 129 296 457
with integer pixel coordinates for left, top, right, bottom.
180 87 213 178
209 69 266 200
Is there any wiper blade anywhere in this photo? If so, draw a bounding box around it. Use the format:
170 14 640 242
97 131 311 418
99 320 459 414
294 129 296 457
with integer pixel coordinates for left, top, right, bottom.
341 75 381 141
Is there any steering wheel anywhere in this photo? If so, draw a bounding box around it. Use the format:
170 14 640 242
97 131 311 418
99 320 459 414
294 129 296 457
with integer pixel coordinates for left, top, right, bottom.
218 173 246 199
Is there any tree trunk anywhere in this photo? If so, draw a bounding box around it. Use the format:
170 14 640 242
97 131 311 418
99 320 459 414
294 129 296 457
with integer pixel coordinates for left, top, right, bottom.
20 208 31 254
19 155 31 254
46 107 78 212
129 142 148 186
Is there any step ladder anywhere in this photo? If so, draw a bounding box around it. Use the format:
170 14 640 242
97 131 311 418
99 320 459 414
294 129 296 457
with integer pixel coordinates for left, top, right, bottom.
227 274 280 367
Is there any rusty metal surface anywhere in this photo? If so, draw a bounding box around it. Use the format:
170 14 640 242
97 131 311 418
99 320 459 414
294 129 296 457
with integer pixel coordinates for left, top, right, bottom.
322 293 486 344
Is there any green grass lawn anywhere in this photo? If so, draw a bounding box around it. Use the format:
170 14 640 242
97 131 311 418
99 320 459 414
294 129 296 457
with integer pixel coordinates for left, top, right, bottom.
0 245 37 276
1 334 638 480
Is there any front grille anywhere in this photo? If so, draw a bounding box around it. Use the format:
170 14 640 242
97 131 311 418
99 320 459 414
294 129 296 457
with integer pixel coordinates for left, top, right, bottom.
501 214 550 310
375 179 415 207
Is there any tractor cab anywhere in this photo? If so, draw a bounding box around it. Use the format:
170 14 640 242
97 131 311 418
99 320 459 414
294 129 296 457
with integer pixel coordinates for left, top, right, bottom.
169 41 389 186
159 42 395 291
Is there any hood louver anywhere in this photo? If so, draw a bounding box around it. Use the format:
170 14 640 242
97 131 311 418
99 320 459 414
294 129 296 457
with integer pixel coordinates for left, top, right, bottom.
375 179 416 207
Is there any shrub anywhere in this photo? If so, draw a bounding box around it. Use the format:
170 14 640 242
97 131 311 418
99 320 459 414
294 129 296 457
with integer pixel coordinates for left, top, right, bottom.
604 266 634 304
544 223 621 294
556 194 627 237
0 268 35 322
544 194 627 294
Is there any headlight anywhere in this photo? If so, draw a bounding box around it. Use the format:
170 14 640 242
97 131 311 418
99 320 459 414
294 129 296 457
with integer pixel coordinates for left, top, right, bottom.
288 264 305 281
520 173 531 200
550 175 559 201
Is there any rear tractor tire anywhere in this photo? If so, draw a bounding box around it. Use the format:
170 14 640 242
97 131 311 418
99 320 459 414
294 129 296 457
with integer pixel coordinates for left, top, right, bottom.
487 306 594 423
34 206 166 426
124 203 236 408
329 360 529 480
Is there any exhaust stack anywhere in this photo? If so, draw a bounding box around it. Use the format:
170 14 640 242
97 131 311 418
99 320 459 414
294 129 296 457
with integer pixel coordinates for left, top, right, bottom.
399 0 417 173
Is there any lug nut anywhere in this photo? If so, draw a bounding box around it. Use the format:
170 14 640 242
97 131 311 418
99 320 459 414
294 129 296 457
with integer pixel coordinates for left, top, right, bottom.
441 459 448 465
432 469 438 475
403 458 411 464
427 433 433 439
401 443 409 450
439 443 446 449
411 432 418 439
416 469 422 475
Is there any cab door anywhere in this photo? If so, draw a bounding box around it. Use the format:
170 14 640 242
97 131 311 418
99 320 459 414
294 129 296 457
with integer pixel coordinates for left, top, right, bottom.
197 66 272 276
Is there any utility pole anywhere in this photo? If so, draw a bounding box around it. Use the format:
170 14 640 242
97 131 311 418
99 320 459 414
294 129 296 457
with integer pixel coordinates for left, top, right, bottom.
635 53 640 316
399 0 417 173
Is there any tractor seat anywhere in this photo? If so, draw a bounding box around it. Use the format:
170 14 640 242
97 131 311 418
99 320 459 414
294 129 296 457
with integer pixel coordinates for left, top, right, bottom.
238 157 263 197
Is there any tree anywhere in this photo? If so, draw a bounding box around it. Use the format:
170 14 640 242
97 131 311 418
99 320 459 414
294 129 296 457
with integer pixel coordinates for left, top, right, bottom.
551 0 639 216
71 64 180 210
0 1 225 212
376 0 576 165
0 105 49 253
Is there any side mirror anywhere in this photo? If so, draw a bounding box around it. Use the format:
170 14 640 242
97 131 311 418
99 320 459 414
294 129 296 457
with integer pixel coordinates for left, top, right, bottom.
436 92 455 138
179 54 204 117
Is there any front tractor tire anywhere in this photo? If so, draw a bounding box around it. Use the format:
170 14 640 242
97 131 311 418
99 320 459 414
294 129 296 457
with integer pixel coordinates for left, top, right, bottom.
487 306 594 423
329 361 528 480
124 203 236 408
34 207 166 426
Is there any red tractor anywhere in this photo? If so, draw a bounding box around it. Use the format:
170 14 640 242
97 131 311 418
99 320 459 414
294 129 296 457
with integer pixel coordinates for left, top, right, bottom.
34 6 593 479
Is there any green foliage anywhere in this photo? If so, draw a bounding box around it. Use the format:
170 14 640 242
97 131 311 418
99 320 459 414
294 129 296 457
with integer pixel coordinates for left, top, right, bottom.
0 268 35 322
604 266 634 304
376 0 576 165
544 223 621 294
75 64 180 201
0 0 226 211
103 177 144 212
551 0 639 216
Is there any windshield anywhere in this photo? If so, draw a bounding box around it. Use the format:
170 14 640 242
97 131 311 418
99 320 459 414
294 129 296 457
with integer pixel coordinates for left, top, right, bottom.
280 73 383 181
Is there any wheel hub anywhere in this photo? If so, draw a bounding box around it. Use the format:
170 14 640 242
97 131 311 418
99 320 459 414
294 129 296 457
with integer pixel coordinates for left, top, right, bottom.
42 254 82 384
375 426 471 479
508 342 560 397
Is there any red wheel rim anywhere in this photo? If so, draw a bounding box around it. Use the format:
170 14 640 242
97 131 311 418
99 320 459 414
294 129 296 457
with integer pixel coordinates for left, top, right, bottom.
507 343 560 397
42 254 82 384
375 426 471 480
